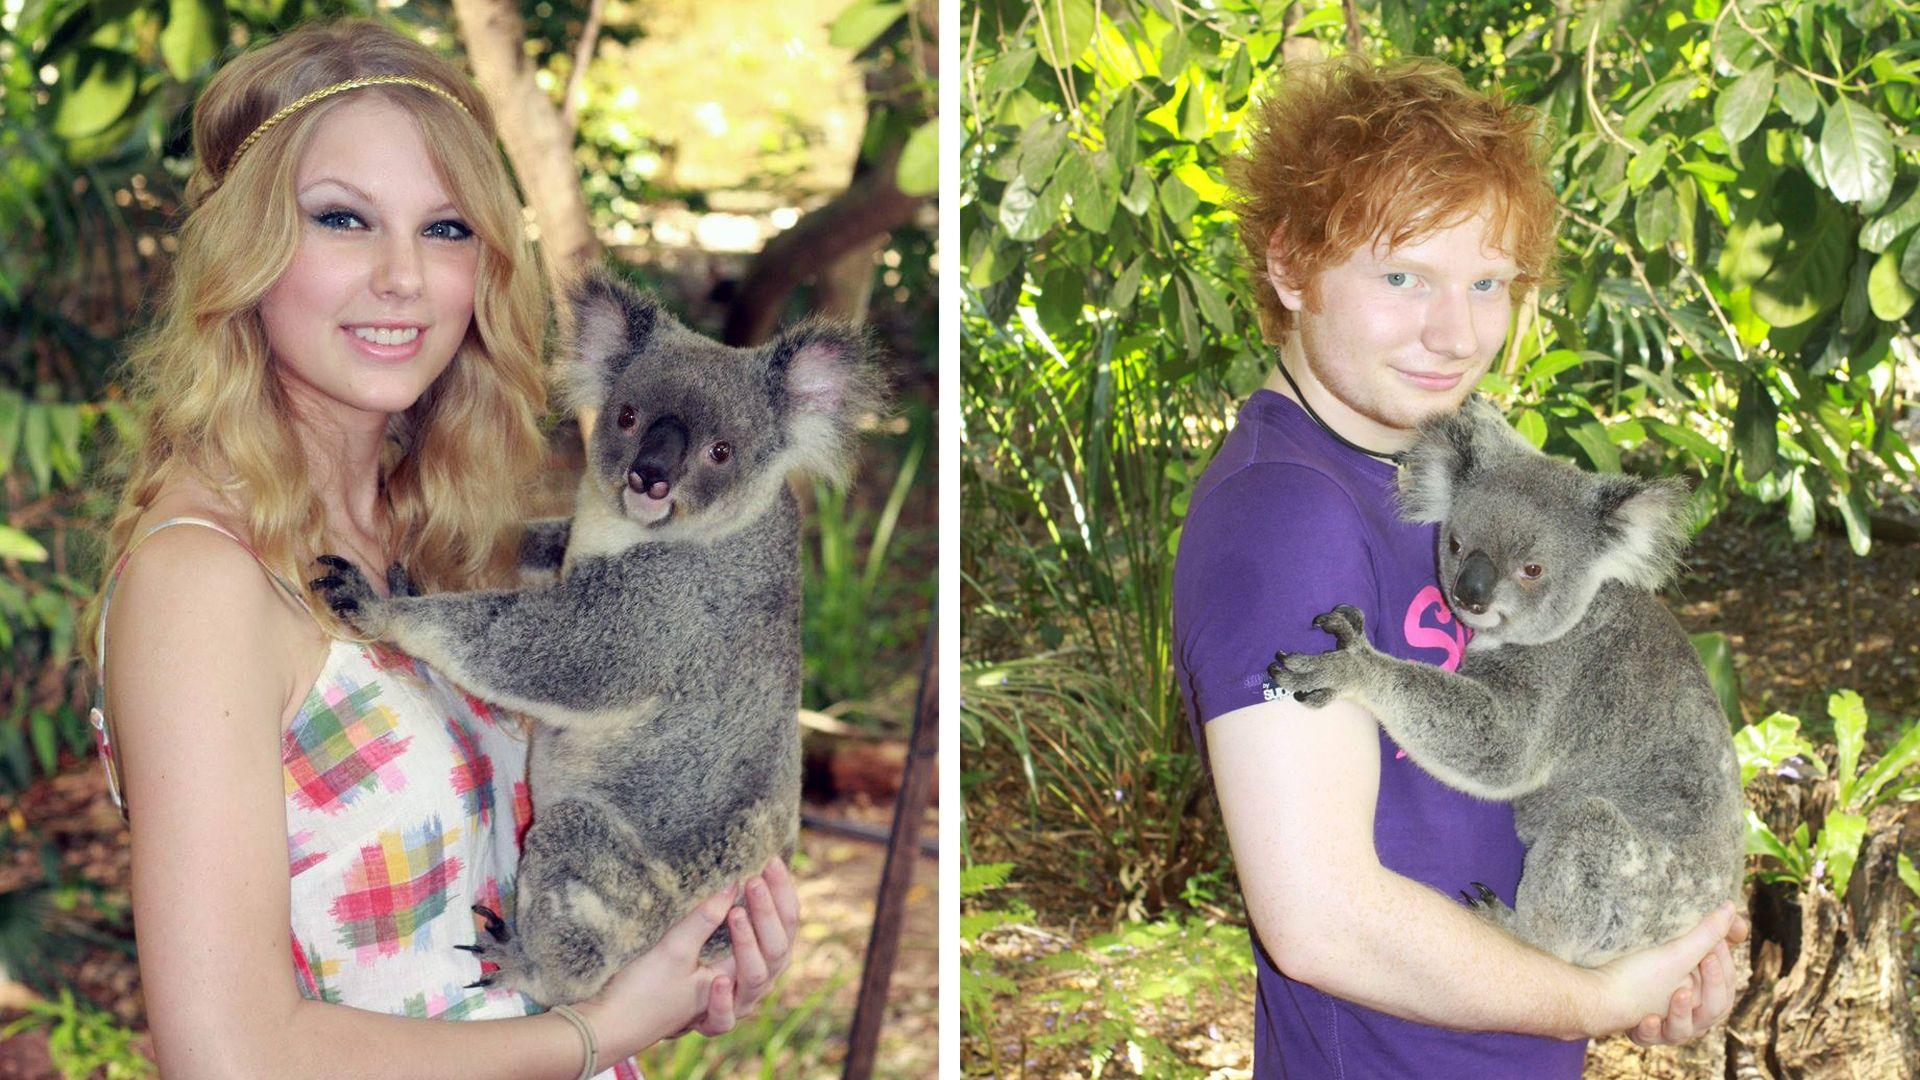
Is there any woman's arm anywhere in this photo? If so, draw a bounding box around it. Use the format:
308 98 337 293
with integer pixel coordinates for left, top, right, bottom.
106 528 767 1078
1206 695 1738 1041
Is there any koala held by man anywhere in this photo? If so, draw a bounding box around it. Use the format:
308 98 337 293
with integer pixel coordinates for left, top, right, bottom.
1265 399 1744 966
312 268 884 1005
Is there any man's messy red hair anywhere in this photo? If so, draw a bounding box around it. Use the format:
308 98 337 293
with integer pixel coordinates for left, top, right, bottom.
1230 54 1561 341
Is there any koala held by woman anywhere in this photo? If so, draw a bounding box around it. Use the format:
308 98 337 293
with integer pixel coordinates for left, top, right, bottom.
313 269 884 1004
1266 398 1744 966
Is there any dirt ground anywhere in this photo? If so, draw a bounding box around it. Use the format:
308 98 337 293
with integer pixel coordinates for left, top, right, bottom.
965 513 1920 1077
0 753 937 1079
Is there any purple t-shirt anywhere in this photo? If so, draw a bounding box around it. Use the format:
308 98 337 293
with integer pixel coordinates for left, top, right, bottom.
1172 390 1587 1078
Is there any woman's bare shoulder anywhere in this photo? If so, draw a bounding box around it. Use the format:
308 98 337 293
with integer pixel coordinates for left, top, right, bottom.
105 478 327 722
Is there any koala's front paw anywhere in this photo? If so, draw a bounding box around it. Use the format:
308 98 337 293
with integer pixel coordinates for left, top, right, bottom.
310 555 391 637
1312 604 1368 649
386 562 421 599
1458 880 1520 934
456 904 538 995
1267 649 1359 708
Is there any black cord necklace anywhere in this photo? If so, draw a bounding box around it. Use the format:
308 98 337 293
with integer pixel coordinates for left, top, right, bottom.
1273 351 1402 464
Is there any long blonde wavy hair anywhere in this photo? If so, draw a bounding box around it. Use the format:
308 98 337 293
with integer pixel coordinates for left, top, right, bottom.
80 19 550 671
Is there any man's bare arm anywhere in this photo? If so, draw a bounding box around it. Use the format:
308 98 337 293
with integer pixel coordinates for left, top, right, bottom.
1208 696 1734 1040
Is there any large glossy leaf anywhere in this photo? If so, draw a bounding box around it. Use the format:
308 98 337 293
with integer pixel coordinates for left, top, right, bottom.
896 120 937 196
1860 181 1920 252
1775 72 1820 124
0 526 47 562
827 0 906 53
51 48 137 140
1734 373 1779 481
1819 96 1895 208
1033 0 1096 69
1832 688 1867 807
1715 61 1774 150
1000 174 1062 242
159 0 225 79
1868 239 1917 320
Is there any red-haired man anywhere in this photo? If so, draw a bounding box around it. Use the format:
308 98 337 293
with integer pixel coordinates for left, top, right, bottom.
1172 55 1746 1077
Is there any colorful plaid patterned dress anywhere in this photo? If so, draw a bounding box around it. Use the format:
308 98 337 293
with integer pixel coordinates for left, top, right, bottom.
94 518 642 1078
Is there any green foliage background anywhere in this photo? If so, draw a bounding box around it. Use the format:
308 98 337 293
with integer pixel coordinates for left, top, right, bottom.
962 0 1920 911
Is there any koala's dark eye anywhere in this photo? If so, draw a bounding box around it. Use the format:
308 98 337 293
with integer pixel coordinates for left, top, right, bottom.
616 405 637 432
1520 563 1544 580
1447 534 1461 555
708 441 732 464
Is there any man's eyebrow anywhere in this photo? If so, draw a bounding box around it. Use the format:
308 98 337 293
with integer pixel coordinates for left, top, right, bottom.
1379 255 1521 277
298 177 457 216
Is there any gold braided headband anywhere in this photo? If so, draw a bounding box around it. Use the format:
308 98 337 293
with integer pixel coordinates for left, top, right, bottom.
225 75 471 174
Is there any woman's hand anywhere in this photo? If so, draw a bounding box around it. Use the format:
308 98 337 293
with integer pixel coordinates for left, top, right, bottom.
683 857 803 1037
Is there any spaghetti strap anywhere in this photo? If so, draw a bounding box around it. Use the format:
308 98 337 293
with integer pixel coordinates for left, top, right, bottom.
90 516 325 821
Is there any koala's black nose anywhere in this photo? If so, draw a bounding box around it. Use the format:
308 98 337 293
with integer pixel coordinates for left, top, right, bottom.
629 414 688 499
1451 551 1499 615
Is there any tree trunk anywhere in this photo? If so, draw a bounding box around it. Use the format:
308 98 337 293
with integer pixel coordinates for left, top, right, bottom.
449 0 600 292
720 140 924 347
1586 781 1920 1079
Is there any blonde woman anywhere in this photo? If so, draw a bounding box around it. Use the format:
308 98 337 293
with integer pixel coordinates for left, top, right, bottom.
79 20 796 1079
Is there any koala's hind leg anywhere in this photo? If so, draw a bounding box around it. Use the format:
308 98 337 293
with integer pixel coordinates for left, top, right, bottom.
509 799 681 1005
1508 797 1650 966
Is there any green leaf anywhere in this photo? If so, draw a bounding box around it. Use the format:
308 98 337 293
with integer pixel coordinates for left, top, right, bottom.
1786 470 1816 540
0 526 47 562
52 48 137 140
1716 61 1775 150
1184 268 1233 333
1034 0 1096 69
1776 72 1820 123
1119 166 1154 215
21 405 50 494
1567 421 1620 472
1065 150 1117 233
1678 159 1739 184
1734 373 1779 481
1519 349 1589 391
1899 853 1920 899
1855 715 1920 808
0 392 21 476
1110 255 1145 311
1635 187 1679 249
1744 808 1807 875
1819 96 1895 208
1016 120 1068 186
1513 409 1547 448
1832 689 1867 806
1718 213 1784 289
1902 223 1920 291
982 48 1037 98
1158 173 1198 225
999 174 1061 242
1689 632 1743 725
159 0 224 80
1627 141 1669 192
1104 92 1137 174
1860 182 1920 252
896 120 937 196
1868 239 1917 321
1836 487 1871 556
28 712 56 778
828 0 906 53
1644 419 1724 465
1815 810 1869 897
1735 707 1820 780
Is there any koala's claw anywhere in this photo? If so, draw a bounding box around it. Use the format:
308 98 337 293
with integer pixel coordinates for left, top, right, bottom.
1267 651 1339 709
1460 881 1501 909
1312 605 1367 648
310 556 385 630
471 903 510 942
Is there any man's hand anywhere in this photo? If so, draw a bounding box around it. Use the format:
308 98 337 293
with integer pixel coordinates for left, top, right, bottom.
1585 903 1740 1040
1626 911 1749 1047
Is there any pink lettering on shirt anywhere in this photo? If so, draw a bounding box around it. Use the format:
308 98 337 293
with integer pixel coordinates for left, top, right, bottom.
1394 585 1472 759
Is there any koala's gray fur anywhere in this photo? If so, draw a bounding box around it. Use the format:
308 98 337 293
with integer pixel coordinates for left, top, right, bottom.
1265 399 1744 966
312 269 883 1005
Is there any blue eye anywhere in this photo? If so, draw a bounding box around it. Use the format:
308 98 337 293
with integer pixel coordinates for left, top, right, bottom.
313 209 367 230
425 219 474 241
1473 278 1506 293
1385 272 1412 287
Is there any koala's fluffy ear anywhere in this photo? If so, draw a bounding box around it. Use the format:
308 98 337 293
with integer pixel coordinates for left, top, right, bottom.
557 268 662 415
1592 474 1693 591
1397 397 1525 523
764 320 887 484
